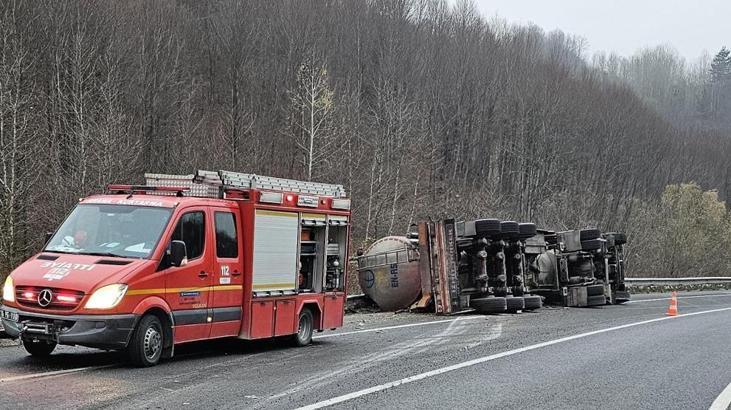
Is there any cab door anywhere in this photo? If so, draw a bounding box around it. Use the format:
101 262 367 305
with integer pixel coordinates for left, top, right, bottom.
209 208 245 338
165 208 214 343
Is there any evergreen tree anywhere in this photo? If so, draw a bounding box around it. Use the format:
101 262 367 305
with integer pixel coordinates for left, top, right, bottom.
710 47 731 83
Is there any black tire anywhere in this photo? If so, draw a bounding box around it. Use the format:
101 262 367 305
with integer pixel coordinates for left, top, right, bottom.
523 295 542 310
127 314 164 367
518 223 537 240
506 296 525 312
580 228 601 241
605 232 627 246
23 339 56 357
291 309 314 347
588 295 607 306
581 239 602 251
499 221 520 240
587 285 605 296
470 296 507 314
475 219 501 237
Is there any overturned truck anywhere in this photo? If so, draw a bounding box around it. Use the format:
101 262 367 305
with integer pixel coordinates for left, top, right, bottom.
356 219 629 313
525 229 630 306
357 219 544 314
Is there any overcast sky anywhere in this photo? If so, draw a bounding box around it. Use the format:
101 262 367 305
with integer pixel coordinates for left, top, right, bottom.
472 0 728 62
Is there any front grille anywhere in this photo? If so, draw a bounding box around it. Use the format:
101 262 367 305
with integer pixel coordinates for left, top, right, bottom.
16 286 85 310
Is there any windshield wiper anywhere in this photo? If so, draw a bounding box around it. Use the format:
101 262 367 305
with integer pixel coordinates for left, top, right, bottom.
43 250 79 255
81 251 131 259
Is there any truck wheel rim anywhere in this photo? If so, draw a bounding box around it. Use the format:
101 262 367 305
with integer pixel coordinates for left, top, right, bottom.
144 326 162 360
298 315 310 341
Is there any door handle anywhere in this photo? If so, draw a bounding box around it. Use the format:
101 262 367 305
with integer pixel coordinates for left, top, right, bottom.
231 270 242 276
198 271 208 278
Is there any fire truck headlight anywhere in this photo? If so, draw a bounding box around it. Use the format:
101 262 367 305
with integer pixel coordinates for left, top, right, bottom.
2 276 14 303
85 284 128 309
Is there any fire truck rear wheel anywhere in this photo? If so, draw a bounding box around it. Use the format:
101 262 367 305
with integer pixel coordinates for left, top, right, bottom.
23 339 56 357
470 297 507 314
127 314 164 367
292 309 314 347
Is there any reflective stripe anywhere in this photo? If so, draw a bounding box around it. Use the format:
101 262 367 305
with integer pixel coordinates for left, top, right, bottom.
256 209 298 217
172 307 243 325
126 285 243 296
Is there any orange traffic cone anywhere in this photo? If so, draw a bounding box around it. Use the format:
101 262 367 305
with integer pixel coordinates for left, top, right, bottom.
666 291 678 316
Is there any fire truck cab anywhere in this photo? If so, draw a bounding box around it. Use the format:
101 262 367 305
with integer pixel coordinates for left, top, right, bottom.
1 170 350 366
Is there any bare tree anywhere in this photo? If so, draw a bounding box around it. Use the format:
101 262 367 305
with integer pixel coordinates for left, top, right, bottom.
288 59 339 181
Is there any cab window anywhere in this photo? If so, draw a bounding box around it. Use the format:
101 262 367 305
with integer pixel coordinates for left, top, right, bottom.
215 212 238 258
171 211 205 260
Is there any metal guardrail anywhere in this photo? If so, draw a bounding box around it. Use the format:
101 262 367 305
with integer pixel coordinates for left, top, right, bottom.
625 277 731 285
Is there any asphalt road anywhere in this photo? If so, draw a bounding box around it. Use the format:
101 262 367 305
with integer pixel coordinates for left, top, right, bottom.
0 291 730 410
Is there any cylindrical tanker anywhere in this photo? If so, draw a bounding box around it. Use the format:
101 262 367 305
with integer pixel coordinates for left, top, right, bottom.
356 236 422 311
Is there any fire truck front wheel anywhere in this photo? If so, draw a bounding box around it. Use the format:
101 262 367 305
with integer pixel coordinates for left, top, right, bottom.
23 339 57 357
127 314 164 367
291 309 314 347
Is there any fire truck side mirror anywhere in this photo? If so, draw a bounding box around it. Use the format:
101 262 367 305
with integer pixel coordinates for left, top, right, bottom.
44 232 54 245
169 240 188 268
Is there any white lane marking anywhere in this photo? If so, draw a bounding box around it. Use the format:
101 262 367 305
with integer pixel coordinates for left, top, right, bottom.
628 293 731 304
312 316 484 339
0 364 114 383
709 382 731 410
261 318 475 408
297 306 731 410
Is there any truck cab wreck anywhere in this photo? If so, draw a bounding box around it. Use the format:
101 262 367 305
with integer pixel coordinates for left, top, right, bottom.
524 228 630 307
1 170 351 366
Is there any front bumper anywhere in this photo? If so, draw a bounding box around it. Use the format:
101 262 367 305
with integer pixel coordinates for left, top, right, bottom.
1 306 137 350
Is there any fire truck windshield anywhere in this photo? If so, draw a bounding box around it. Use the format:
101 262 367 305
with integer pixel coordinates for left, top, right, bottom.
44 204 173 259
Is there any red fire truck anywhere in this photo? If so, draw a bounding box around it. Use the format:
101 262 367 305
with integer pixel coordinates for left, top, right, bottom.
1 170 351 366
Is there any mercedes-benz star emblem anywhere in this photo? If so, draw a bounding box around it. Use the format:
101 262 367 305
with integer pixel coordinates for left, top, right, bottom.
38 289 53 307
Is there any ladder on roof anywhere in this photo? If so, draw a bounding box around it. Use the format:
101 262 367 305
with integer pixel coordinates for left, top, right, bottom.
144 173 220 198
195 170 347 198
